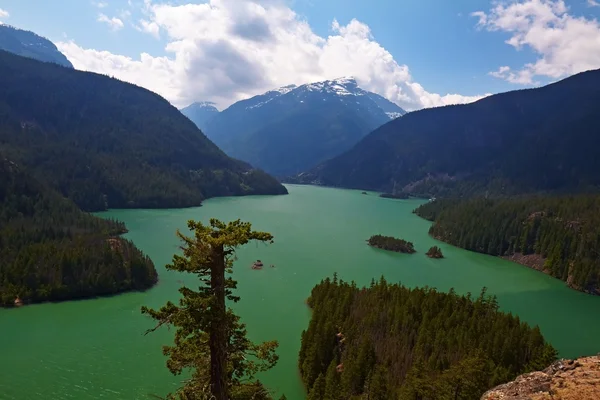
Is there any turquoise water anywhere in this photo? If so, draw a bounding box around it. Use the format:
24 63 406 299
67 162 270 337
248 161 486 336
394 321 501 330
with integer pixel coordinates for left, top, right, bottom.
1 184 600 399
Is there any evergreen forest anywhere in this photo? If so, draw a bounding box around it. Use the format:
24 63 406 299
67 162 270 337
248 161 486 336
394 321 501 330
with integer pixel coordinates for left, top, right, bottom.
0 158 157 306
367 235 416 253
295 68 600 197
414 196 600 294
0 50 286 212
299 276 557 400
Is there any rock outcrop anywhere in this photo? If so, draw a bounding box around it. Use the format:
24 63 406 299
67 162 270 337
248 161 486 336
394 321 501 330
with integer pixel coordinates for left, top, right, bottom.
482 356 600 400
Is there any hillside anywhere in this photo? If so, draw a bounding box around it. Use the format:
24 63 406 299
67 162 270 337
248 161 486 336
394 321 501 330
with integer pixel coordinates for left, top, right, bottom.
294 69 600 196
180 101 219 132
202 78 406 177
0 25 73 68
414 196 600 295
0 157 157 306
300 276 556 400
482 356 600 400
0 50 287 211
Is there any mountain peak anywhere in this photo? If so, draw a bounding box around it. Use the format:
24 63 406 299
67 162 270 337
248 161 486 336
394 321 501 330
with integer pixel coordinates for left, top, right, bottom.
180 101 220 131
301 77 359 96
272 84 297 95
184 101 219 111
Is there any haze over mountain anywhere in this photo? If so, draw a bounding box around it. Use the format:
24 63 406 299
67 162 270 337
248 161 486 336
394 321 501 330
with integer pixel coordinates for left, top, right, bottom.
0 25 73 68
0 49 286 212
293 68 600 197
188 77 406 177
180 101 219 133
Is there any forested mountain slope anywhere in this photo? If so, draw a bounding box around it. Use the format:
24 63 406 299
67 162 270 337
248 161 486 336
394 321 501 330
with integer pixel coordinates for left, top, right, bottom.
0 25 73 68
414 196 600 295
0 158 157 306
299 276 556 400
203 78 406 177
295 69 600 196
0 50 286 211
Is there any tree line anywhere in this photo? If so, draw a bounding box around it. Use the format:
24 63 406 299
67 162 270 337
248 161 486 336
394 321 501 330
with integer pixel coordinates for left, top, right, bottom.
414 195 600 294
299 275 557 400
0 49 286 212
367 234 416 254
0 158 157 306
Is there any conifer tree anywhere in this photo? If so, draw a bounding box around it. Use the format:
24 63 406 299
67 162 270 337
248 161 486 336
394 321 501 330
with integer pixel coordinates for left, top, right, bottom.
142 219 279 400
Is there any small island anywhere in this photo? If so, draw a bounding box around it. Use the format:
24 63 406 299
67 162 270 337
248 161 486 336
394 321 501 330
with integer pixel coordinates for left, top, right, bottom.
367 234 416 254
426 246 444 259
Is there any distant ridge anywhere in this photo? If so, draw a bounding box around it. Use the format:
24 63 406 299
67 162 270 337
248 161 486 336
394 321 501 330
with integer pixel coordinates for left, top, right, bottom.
0 49 287 212
181 101 220 133
0 25 73 68
293 68 600 197
191 77 406 176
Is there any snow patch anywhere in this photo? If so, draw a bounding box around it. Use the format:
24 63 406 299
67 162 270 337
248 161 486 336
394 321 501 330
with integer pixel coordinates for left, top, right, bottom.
386 112 403 120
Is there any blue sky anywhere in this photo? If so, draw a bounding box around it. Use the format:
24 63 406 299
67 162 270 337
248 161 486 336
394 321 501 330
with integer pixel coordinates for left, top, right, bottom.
1 0 599 109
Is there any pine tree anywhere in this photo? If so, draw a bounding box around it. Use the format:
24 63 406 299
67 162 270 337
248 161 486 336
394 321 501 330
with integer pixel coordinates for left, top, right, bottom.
142 219 279 400
307 373 326 400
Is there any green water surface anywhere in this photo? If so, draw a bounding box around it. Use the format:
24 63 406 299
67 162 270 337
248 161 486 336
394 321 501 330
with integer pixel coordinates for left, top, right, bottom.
2 185 600 399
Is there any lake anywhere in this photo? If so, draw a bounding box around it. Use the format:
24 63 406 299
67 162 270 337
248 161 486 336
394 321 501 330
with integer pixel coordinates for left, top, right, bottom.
2 184 600 399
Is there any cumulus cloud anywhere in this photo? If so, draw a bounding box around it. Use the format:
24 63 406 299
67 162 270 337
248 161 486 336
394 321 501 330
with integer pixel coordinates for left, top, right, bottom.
489 65 537 84
474 0 600 85
0 8 9 23
60 0 485 110
135 19 160 38
97 13 124 31
588 0 600 7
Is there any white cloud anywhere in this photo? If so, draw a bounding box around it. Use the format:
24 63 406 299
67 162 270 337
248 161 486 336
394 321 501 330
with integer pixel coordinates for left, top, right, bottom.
60 0 485 110
92 1 108 8
489 65 537 84
119 10 132 19
97 13 124 31
471 11 487 27
135 19 160 38
0 8 9 23
588 0 600 7
473 0 600 85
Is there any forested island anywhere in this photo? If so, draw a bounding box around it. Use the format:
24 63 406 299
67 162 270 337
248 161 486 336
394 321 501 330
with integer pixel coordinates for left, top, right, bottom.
367 234 416 253
415 196 600 295
0 159 157 307
426 246 444 259
299 276 557 400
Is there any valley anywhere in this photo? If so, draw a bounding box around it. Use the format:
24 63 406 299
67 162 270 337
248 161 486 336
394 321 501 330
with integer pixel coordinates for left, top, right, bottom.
3 185 600 400
2 7 600 398
182 78 405 177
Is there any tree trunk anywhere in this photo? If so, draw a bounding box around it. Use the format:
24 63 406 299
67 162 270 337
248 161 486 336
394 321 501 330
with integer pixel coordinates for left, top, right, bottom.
210 246 228 400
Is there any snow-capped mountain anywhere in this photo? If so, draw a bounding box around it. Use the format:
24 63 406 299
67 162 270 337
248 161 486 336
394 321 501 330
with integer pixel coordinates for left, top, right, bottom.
180 101 219 132
199 77 406 176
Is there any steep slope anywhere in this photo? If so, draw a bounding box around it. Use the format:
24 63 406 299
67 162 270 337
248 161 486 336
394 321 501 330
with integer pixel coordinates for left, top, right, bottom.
204 78 406 176
0 50 287 211
0 25 73 68
295 69 600 196
414 196 600 294
482 356 600 400
180 101 219 132
0 157 157 306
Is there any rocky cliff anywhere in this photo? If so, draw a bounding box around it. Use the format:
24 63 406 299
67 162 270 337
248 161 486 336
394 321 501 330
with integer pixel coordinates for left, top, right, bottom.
482 356 600 400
